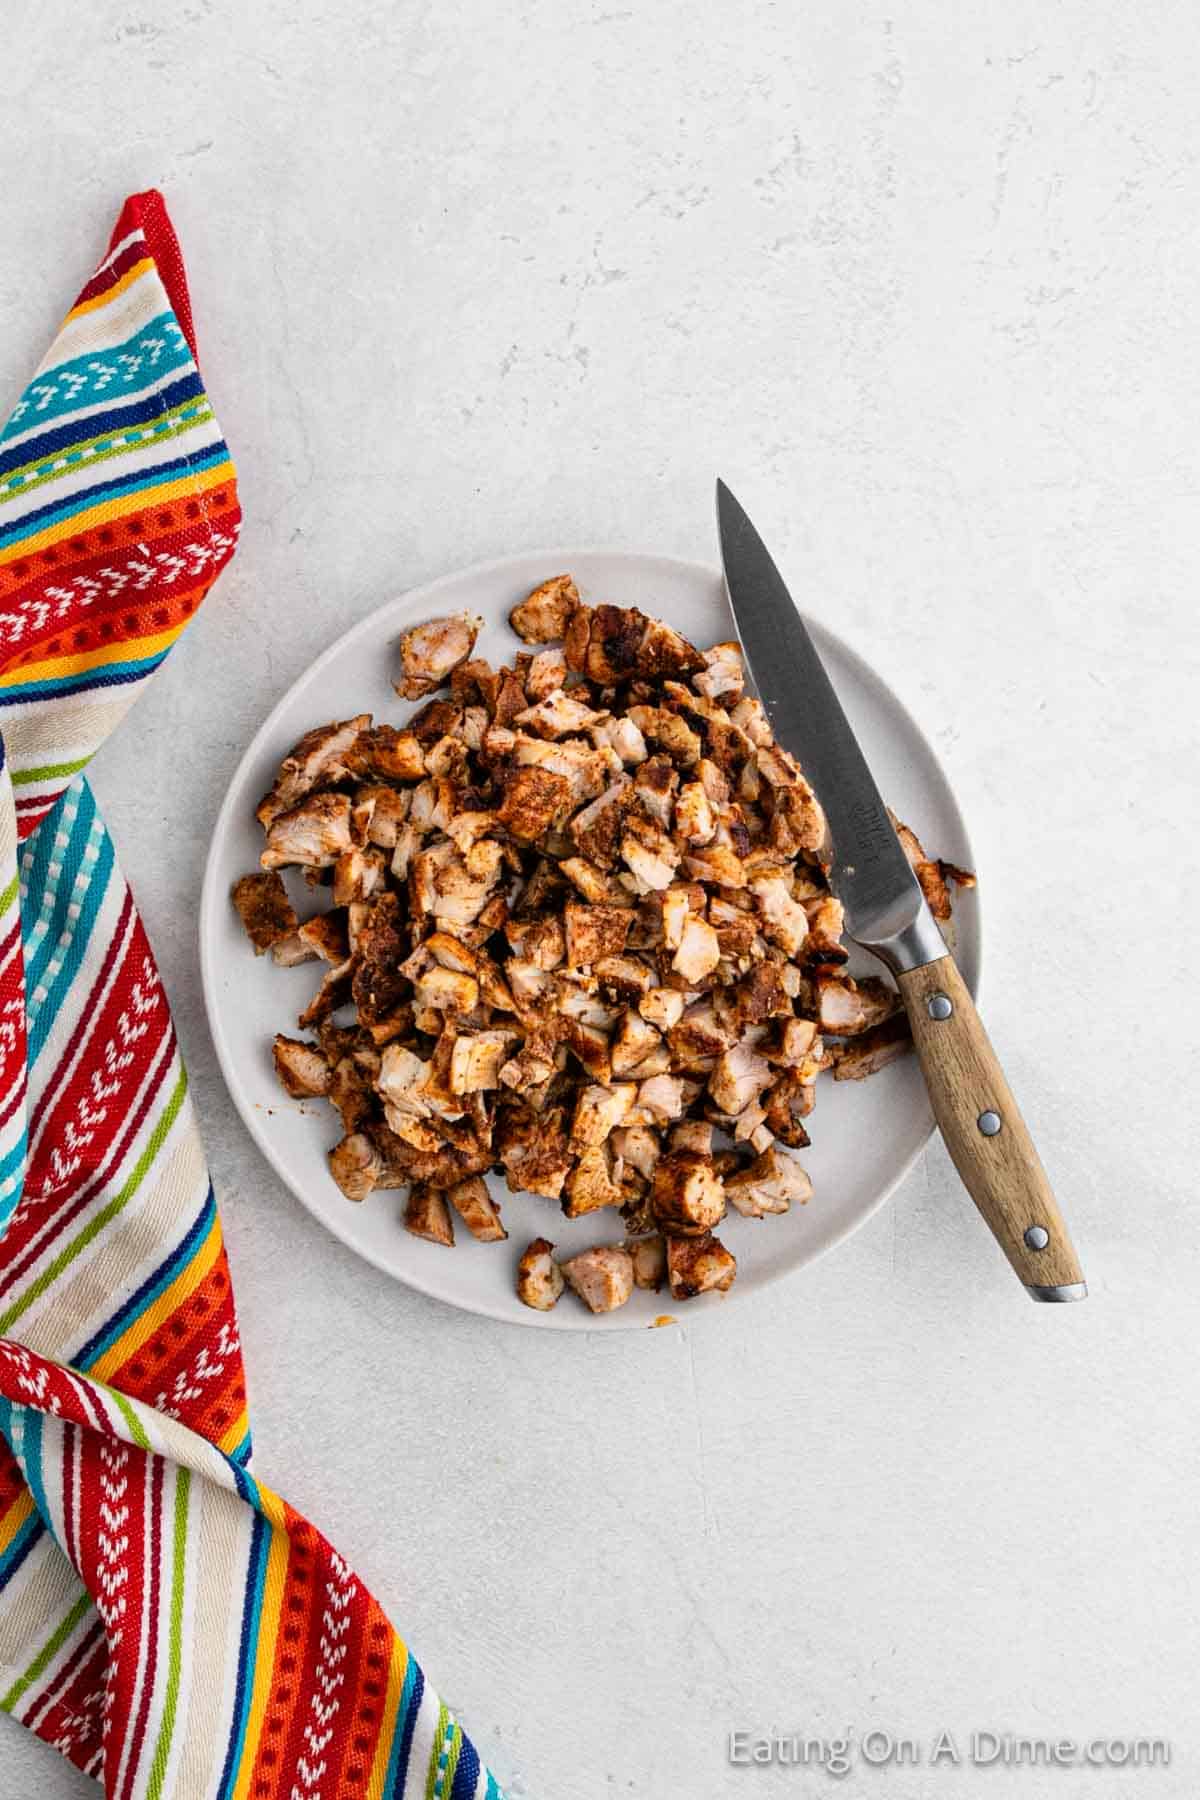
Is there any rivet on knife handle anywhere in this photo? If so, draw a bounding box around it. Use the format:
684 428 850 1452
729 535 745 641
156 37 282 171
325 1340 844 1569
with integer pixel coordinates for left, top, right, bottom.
896 955 1086 1301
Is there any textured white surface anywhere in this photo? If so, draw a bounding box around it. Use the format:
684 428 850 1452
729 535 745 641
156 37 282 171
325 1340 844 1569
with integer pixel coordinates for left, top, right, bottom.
2 4 1197 1797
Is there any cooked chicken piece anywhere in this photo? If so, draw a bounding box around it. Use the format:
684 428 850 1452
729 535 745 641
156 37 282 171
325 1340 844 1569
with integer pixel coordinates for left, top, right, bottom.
396 612 482 701
344 724 427 783
560 1244 635 1313
444 1176 507 1241
639 986 686 1031
668 1000 734 1065
693 641 744 702
329 1132 381 1202
296 911 350 965
591 715 648 764
516 1237 566 1310
671 913 721 983
564 902 633 969
569 779 631 869
594 955 653 1001
709 1044 772 1115
815 973 899 1036
498 765 572 841
505 913 566 970
261 793 355 871
516 648 563 703
660 886 693 951
650 1149 725 1236
412 964 480 1015
514 734 609 804
564 1144 625 1216
255 714 371 829
513 687 603 739
621 830 677 892
674 780 716 845
750 874 809 956
449 1029 520 1094
725 1143 813 1217
733 961 791 1026
376 1045 433 1116
570 1083 636 1148
763 1072 814 1148
611 1124 662 1181
273 1034 331 1098
509 574 579 643
828 1012 912 1080
497 1105 574 1199
670 1120 714 1156
611 1010 664 1077
231 872 300 954
637 1073 685 1123
403 1183 456 1245
891 814 958 923
666 1232 737 1299
637 615 705 677
805 893 846 959
627 704 701 767
628 1234 667 1291
559 857 615 903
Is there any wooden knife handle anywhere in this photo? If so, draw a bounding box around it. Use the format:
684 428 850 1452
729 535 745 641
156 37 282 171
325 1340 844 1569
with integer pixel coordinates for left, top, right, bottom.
896 955 1086 1299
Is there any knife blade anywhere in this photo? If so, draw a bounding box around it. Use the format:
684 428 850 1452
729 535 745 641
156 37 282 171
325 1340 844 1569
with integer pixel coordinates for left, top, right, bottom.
716 479 1086 1302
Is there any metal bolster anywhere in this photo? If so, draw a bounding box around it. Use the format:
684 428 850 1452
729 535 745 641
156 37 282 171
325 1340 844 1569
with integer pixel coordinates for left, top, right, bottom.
1027 1282 1089 1304
858 899 948 978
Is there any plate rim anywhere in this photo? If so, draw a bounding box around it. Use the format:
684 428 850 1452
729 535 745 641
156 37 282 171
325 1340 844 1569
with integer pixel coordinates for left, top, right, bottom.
199 547 982 1329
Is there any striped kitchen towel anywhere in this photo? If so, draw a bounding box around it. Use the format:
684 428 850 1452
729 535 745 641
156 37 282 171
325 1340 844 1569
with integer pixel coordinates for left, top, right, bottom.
0 191 502 1798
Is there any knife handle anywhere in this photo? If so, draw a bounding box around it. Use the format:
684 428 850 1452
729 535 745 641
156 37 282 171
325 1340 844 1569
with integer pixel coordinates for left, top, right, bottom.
895 955 1086 1300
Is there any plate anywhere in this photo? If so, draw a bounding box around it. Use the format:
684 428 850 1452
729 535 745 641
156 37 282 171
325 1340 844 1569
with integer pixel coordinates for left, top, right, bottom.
199 551 980 1329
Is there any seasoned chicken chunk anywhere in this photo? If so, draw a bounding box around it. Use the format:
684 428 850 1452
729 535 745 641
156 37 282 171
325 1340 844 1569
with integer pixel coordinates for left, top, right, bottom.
509 575 579 643
273 1034 331 1098
629 1234 667 1291
404 1183 456 1245
255 714 371 829
666 1232 737 1299
516 1237 565 1310
329 1132 381 1202
261 793 355 871
725 1144 813 1217
650 1149 725 1236
828 1013 912 1080
560 1244 635 1313
231 872 299 954
396 613 482 700
446 1176 507 1241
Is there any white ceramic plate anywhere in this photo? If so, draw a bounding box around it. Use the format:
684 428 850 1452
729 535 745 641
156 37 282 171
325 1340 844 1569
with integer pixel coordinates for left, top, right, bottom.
200 551 980 1329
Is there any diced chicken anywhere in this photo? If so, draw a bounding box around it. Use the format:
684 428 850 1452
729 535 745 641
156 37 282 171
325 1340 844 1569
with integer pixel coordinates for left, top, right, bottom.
724 1144 813 1217
595 955 653 1000
637 1074 685 1123
446 1176 507 1241
231 872 299 953
509 575 579 643
660 887 692 951
611 1010 664 1076
611 1124 662 1181
693 642 744 702
674 780 715 845
621 831 678 892
709 1044 772 1115
666 1232 737 1299
396 613 482 700
591 715 648 764
344 725 427 783
629 1234 667 1291
564 902 633 969
671 913 721 982
404 1183 456 1245
449 1030 520 1093
564 1144 625 1216
650 1149 725 1236
272 1034 331 1098
329 1132 381 1202
828 1013 913 1080
639 987 686 1031
516 1237 566 1310
514 734 609 804
513 687 603 739
560 1245 635 1313
256 714 371 829
570 1083 636 1148
815 973 899 1037
750 874 809 956
261 794 354 871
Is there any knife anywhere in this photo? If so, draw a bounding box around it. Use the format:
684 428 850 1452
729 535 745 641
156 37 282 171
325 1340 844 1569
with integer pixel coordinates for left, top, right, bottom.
716 480 1086 1301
